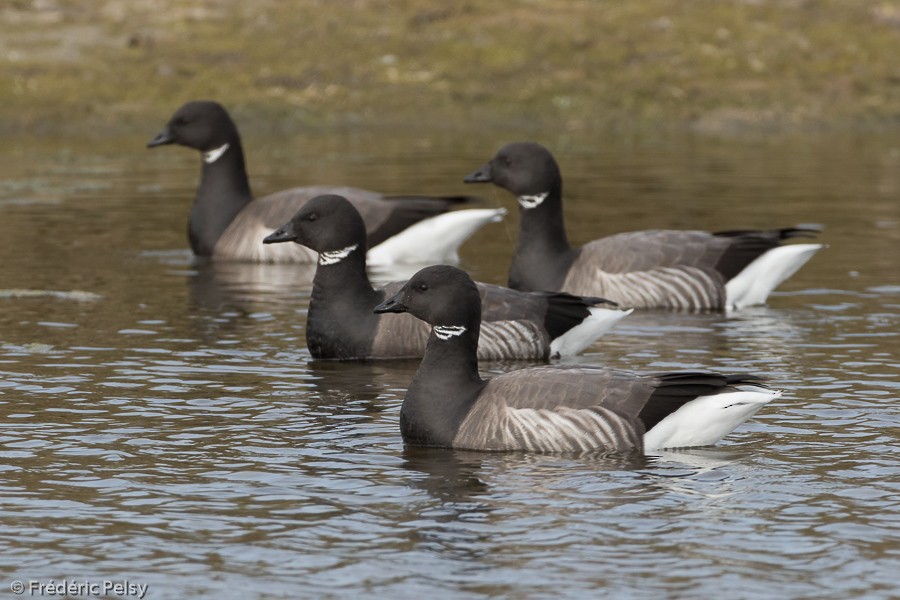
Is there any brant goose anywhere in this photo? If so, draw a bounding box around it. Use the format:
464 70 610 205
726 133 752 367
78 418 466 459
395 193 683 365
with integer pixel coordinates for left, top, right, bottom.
464 142 823 310
375 265 780 453
147 100 504 264
263 194 629 360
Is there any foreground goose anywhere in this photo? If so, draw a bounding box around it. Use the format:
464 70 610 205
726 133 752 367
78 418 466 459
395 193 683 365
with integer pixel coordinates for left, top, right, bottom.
263 194 629 360
464 142 823 310
147 100 504 264
374 265 780 453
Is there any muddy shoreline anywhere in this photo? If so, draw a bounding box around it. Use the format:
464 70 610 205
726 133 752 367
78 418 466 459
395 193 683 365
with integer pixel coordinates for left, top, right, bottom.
3 1 900 136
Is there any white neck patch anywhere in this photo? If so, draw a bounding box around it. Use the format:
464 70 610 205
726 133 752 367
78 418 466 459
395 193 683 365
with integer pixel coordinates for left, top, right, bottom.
434 325 467 340
518 192 549 209
318 244 358 266
204 143 230 164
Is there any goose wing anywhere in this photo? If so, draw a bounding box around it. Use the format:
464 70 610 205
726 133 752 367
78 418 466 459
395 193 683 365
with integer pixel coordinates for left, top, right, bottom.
453 369 768 453
230 186 473 243
712 226 821 280
477 283 625 360
215 187 473 262
561 228 820 309
477 283 613 331
556 231 728 308
453 366 655 452
577 230 730 273
362 194 475 247
483 365 655 415
577 227 820 275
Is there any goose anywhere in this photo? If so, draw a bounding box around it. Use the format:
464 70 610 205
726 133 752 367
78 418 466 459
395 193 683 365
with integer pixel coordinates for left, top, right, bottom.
463 142 823 311
147 100 504 264
263 194 629 361
374 265 780 453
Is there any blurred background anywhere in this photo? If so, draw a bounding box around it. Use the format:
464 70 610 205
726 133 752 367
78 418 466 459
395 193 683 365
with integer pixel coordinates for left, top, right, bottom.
3 0 900 135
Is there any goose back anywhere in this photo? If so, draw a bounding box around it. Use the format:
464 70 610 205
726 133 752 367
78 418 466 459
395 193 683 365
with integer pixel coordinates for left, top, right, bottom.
561 228 821 309
214 186 469 263
453 366 650 452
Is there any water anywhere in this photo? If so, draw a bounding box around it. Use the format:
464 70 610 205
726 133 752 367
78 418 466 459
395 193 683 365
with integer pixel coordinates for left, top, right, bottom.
1 128 898 599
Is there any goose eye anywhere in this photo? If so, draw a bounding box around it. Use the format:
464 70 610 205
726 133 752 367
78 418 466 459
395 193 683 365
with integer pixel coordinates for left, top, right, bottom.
307 213 318 222
417 283 428 292
500 156 512 167
175 116 188 126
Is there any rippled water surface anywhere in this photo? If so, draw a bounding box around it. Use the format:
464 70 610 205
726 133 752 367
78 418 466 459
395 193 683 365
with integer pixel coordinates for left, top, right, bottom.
1 128 898 599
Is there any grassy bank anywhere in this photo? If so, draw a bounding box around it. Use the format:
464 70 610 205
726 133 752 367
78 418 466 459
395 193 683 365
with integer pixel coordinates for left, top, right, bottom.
2 0 900 135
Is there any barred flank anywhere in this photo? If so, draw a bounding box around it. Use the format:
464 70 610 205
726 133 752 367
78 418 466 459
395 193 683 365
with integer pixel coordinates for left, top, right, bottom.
564 266 725 310
454 400 643 453
478 320 547 360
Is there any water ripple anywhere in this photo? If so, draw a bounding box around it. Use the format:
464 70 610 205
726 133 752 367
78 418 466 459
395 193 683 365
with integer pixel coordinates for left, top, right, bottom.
1 132 899 598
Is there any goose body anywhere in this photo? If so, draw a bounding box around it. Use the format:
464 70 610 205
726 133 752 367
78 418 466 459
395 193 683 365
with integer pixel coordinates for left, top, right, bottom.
374 265 780 454
263 194 629 361
464 142 823 310
148 100 502 264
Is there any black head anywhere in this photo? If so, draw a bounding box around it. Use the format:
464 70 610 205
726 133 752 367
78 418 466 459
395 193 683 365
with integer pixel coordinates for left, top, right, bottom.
374 265 481 328
147 100 237 151
263 194 368 253
463 142 561 197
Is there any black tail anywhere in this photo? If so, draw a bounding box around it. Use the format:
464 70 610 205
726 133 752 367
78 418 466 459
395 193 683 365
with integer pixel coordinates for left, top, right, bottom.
541 293 618 341
384 194 478 206
638 372 767 431
366 195 481 247
713 225 822 281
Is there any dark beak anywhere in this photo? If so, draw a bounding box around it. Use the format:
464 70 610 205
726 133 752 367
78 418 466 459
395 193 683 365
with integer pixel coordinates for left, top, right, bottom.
463 162 492 183
263 224 298 244
147 127 174 148
374 291 408 314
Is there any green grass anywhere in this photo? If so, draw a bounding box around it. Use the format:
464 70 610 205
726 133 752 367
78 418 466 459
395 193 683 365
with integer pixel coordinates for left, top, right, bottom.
2 0 900 134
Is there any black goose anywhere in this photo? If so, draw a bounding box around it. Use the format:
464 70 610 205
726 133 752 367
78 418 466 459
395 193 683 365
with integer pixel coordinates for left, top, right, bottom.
263 194 629 361
374 265 780 453
147 100 504 264
464 142 823 311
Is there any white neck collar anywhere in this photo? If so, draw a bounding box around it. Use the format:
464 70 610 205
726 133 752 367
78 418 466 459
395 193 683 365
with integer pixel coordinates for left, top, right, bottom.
318 244 358 266
204 143 230 164
517 192 549 209
433 325 467 340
